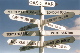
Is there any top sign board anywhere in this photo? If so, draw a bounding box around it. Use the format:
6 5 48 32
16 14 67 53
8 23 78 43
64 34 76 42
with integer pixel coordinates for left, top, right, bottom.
29 0 56 7
46 44 70 50
4 10 40 15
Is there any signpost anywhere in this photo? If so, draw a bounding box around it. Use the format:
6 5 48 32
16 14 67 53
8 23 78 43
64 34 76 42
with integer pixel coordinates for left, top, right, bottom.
42 30 80 36
4 0 80 53
2 31 40 37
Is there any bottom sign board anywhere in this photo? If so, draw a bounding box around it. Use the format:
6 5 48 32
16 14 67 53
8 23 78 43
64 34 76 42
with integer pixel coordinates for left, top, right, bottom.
19 46 38 51
46 44 70 50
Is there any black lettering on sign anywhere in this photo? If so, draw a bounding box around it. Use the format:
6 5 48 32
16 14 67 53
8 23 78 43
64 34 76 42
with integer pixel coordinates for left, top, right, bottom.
51 2 53 6
47 19 52 22
14 16 18 19
52 17 57 21
11 40 16 44
51 32 54 34
30 11 36 14
64 46 67 48
29 1 32 4
60 11 66 14
19 41 25 44
33 1 36 4
61 39 67 43
24 32 29 35
61 32 68 34
29 42 34 45
55 40 60 44
7 33 12 36
69 32 73 34
20 17 23 19
25 18 29 21
55 25 58 28
58 17 62 19
26 11 28 13
56 32 58 34
30 19 35 22
8 11 12 13
66 39 70 42
60 45 63 48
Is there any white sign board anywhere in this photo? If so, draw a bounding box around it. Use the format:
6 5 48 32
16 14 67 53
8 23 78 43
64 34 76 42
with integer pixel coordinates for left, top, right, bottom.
2 31 40 37
46 44 70 50
19 24 38 31
44 12 75 24
9 14 38 24
7 39 40 46
4 10 40 15
44 36 75 46
45 10 80 15
43 30 80 36
29 0 56 7
44 23 66 30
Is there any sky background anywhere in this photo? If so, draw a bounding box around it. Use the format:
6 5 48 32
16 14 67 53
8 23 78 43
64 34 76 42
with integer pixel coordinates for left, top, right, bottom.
0 0 80 53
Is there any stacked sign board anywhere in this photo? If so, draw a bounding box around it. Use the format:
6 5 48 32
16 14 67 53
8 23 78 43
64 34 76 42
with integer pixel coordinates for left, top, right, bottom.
3 0 80 52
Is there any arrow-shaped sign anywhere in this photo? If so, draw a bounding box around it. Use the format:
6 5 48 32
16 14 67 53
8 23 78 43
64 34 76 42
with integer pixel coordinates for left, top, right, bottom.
7 39 40 46
9 14 39 24
19 44 70 51
2 31 40 37
45 10 80 15
4 10 40 15
44 12 75 24
29 0 57 7
44 36 75 46
42 30 80 36
44 23 66 30
19 24 38 31
19 46 38 51
46 44 70 50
